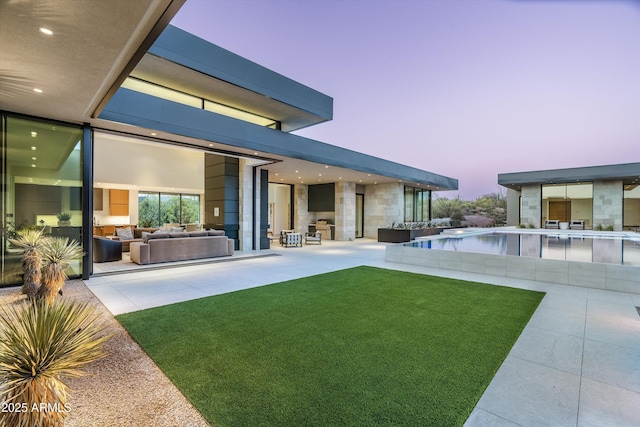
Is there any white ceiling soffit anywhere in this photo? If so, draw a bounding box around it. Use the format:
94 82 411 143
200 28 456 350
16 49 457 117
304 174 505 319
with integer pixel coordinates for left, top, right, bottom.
0 0 183 123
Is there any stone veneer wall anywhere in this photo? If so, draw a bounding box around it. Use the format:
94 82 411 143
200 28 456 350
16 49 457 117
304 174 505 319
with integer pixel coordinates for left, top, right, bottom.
593 180 623 231
293 184 312 233
520 184 541 227
238 159 253 250
363 183 404 239
334 181 356 241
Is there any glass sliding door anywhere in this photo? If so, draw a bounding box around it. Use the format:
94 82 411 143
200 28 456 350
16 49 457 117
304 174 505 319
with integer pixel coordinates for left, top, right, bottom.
542 183 593 228
2 115 83 286
355 193 364 238
624 184 640 230
404 186 431 222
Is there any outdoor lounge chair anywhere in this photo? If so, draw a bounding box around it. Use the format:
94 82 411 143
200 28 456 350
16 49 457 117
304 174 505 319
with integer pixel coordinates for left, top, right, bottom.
283 232 302 247
569 220 585 230
545 220 560 229
305 231 322 245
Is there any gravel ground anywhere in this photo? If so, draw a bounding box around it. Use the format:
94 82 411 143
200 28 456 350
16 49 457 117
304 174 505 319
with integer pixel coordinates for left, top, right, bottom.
0 280 210 427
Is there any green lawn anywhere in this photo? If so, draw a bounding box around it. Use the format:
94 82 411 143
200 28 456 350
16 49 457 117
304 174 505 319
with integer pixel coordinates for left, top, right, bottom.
117 266 544 427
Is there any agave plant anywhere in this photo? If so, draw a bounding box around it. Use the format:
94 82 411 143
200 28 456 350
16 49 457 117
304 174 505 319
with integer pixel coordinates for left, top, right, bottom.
36 238 83 305
8 228 49 299
0 300 108 427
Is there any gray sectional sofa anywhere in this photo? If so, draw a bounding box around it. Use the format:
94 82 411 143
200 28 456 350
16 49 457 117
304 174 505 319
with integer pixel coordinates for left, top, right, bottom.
129 230 234 265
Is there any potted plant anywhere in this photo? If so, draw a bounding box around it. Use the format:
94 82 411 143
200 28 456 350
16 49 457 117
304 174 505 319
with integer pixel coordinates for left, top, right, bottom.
57 212 72 226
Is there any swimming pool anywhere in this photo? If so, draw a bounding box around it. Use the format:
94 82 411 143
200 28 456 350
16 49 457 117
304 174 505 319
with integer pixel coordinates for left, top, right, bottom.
408 231 640 266
385 229 640 294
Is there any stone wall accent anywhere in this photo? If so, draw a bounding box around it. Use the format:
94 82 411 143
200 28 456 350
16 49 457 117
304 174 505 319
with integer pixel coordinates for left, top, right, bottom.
593 180 623 231
237 159 253 250
363 183 403 238
334 181 356 241
520 184 541 227
293 184 312 233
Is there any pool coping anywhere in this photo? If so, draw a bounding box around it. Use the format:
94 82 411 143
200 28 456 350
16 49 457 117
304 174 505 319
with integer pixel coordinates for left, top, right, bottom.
386 227 640 294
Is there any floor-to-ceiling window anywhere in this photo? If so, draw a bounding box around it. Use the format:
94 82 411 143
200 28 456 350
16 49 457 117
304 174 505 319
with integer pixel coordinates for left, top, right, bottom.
542 183 593 228
404 186 430 222
624 182 640 229
1 115 83 286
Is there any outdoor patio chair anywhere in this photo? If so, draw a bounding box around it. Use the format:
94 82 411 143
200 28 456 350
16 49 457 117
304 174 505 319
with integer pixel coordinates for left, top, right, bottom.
545 220 560 229
569 220 585 230
305 231 322 245
283 232 302 247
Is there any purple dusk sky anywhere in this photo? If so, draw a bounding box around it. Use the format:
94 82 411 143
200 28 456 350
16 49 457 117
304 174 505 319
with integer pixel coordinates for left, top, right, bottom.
171 0 640 199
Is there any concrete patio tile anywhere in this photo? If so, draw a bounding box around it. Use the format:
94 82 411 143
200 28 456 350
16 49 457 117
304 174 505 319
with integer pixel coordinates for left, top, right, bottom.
537 293 587 316
527 306 586 337
464 408 521 427
585 309 640 349
578 378 640 427
475 356 580 427
510 327 583 375
582 339 640 393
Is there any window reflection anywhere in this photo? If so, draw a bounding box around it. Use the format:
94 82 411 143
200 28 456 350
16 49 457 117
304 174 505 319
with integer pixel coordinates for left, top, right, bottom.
2 116 83 285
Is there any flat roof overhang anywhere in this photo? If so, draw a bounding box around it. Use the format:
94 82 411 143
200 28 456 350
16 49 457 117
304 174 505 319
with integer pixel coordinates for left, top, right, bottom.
499 163 640 190
97 89 458 191
0 0 185 124
134 25 333 132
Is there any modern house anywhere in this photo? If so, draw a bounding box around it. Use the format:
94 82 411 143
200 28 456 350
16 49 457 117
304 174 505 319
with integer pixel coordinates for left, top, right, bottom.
499 163 640 230
0 0 457 285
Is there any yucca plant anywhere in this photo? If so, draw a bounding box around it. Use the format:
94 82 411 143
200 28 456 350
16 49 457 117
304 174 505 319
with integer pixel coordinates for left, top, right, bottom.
8 228 49 299
0 300 108 427
36 238 83 305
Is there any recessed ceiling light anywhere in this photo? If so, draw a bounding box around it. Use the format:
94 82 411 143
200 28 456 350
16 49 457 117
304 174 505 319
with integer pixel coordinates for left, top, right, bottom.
150 132 157 136
298 176 301 179
318 174 322 176
325 165 329 168
33 88 43 93
31 131 37 137
31 157 36 160
39 27 53 35
275 173 278 176
31 164 36 168
31 146 36 151
253 152 258 155
209 143 214 147
295 170 299 173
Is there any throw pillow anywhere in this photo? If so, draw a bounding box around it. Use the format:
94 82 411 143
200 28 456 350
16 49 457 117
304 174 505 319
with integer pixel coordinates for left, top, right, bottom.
115 226 134 240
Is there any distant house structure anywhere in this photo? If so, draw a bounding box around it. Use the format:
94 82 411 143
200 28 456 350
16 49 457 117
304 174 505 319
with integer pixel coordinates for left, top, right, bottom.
498 163 640 230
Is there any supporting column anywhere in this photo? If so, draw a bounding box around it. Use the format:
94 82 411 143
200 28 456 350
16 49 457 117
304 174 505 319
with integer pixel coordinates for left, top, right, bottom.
204 154 239 249
520 184 541 228
335 181 356 241
237 159 254 251
593 180 623 231
293 184 311 233
363 183 403 238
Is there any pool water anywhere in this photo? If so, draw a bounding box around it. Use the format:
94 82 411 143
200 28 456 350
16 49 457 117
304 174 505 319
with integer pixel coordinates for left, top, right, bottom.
408 232 640 266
